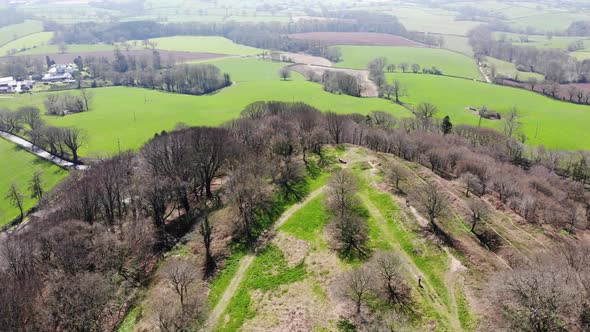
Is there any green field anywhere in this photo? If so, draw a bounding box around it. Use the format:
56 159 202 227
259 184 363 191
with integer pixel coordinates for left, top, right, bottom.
484 57 544 81
509 12 590 32
21 3 122 24
392 6 481 36
390 73 590 150
334 45 481 79
0 20 44 47
496 32 590 50
134 36 262 55
198 57 287 82
18 43 116 55
440 34 474 56
0 62 409 155
0 31 53 56
0 139 68 226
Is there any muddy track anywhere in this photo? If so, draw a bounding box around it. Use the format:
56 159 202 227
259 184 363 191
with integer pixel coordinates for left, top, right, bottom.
204 186 326 331
364 165 464 331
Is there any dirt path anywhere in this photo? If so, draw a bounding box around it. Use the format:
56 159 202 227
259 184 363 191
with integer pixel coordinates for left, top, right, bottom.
275 187 326 229
204 186 326 331
360 191 463 331
365 161 467 330
478 62 492 83
205 255 254 330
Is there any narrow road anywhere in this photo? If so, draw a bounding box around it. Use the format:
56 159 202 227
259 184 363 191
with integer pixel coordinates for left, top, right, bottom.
0 130 88 170
204 186 326 331
478 62 492 83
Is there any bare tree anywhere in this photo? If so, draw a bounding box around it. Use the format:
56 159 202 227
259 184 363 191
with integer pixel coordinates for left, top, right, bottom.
528 77 538 91
80 89 93 112
340 266 372 314
161 257 201 310
200 215 215 276
413 183 447 230
369 110 397 129
385 163 407 192
411 63 421 73
58 42 68 54
0 234 37 281
325 112 346 144
5 183 24 221
399 63 409 73
370 251 411 306
229 162 272 242
503 107 521 138
460 172 481 197
467 200 488 233
391 80 405 103
368 57 387 87
18 106 44 131
326 170 359 219
45 272 114 331
415 102 438 131
62 127 86 163
493 256 578 332
28 171 44 200
326 170 368 257
279 67 291 81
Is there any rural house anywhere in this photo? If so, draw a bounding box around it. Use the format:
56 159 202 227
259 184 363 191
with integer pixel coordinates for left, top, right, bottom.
0 76 16 93
42 64 76 82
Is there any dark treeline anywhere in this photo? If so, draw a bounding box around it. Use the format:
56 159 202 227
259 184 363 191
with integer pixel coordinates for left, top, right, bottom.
1 101 589 330
470 26 590 83
322 71 362 97
52 12 406 45
0 8 27 29
49 48 230 95
47 10 442 59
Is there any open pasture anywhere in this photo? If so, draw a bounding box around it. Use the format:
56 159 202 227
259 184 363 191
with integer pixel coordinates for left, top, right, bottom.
496 32 590 50
20 3 123 24
288 32 425 47
133 36 262 55
18 43 117 56
439 34 473 56
198 57 289 82
390 73 590 150
392 6 481 36
0 139 68 227
483 56 544 82
0 32 54 56
0 20 44 47
0 81 410 156
335 45 481 79
509 12 590 32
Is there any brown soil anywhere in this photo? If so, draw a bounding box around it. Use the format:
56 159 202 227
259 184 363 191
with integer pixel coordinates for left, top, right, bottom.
288 32 426 47
280 52 332 67
2 49 227 64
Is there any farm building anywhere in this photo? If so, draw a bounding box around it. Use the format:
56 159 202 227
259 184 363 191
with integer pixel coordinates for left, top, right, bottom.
42 64 76 82
0 77 16 93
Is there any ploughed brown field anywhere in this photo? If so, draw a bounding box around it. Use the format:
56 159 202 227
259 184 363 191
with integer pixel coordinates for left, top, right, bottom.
288 32 425 47
1 50 227 64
